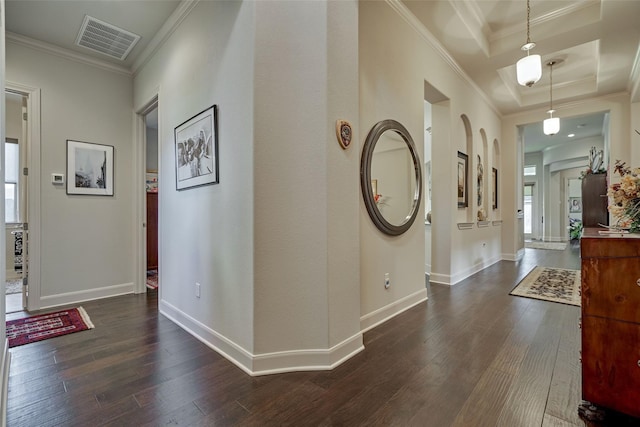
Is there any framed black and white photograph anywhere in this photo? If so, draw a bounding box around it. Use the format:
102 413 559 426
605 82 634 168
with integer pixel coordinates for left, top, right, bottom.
175 105 219 190
569 197 582 213
492 167 498 209
457 151 468 208
66 140 114 196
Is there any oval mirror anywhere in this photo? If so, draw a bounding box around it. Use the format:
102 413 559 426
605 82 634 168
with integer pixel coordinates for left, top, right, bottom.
361 120 422 236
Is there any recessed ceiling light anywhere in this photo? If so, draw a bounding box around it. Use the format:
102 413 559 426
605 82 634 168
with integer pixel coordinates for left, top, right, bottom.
577 124 586 128
568 133 575 138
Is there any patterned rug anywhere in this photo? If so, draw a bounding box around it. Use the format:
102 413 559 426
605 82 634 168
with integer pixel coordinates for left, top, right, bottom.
510 267 581 306
525 241 568 250
147 270 158 290
6 307 95 348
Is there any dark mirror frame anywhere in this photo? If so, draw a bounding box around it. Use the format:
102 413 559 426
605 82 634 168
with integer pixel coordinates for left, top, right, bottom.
360 119 422 236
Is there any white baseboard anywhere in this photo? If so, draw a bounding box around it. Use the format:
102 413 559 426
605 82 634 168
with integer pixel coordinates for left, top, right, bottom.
1 339 10 427
430 256 502 286
502 249 525 262
159 299 364 376
39 282 134 309
360 288 428 333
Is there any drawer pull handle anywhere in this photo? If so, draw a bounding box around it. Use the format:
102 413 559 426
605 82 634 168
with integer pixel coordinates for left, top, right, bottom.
638 360 640 368
637 279 640 287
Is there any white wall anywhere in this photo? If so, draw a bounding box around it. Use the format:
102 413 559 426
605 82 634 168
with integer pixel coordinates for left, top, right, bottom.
360 1 502 315
6 41 134 307
134 0 256 355
145 126 158 171
135 0 362 374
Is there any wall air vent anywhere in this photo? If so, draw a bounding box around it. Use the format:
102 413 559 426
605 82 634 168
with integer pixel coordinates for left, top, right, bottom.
75 15 140 61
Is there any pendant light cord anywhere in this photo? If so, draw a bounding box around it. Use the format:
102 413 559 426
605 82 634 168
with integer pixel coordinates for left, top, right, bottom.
526 0 531 45
549 62 553 111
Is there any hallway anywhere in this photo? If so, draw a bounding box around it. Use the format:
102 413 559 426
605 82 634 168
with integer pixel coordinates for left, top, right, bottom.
7 245 589 426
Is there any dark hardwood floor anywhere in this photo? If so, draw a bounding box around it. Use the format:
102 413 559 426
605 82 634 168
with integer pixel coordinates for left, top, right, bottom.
4 244 601 426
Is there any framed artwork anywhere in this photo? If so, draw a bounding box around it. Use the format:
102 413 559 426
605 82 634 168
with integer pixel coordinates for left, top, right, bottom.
492 167 498 209
175 105 219 190
569 197 582 213
66 140 114 196
457 151 468 208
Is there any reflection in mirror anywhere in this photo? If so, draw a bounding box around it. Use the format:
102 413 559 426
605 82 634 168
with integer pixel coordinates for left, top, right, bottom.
371 130 417 226
361 120 422 236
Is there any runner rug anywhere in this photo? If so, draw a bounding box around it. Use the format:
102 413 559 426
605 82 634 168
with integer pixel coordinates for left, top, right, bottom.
6 307 95 348
510 267 581 307
524 241 568 250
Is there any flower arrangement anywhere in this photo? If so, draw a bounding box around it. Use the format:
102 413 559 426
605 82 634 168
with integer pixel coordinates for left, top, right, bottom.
607 160 640 232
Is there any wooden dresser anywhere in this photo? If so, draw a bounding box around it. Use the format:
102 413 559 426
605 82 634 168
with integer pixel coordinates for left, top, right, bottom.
580 228 640 418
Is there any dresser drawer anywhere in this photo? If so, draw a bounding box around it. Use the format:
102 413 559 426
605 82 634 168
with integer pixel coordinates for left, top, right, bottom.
582 257 640 323
581 316 640 418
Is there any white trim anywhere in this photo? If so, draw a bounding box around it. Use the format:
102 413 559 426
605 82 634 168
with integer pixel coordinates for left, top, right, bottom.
6 82 41 312
430 256 502 286
449 256 501 285
360 288 428 333
6 33 131 76
134 94 160 295
628 42 640 102
160 299 364 376
132 0 200 75
429 272 452 286
503 249 526 262
251 334 364 376
385 0 501 118
0 339 10 427
39 282 134 310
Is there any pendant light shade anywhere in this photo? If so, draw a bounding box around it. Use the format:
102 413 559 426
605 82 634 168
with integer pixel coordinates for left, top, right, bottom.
543 116 560 135
543 60 561 136
516 0 542 87
517 54 542 87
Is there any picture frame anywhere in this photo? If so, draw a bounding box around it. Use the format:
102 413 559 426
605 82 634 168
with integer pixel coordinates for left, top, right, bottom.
175 105 219 190
457 151 468 208
492 167 498 209
66 140 114 196
569 197 582 213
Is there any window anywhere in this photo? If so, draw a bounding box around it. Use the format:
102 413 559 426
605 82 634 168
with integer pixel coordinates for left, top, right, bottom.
524 165 536 176
5 140 19 223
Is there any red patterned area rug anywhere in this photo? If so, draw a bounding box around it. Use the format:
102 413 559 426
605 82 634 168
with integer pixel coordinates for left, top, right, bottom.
6 307 95 348
510 267 581 307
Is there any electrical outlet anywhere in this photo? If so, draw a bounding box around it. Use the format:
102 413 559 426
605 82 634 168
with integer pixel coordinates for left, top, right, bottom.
384 273 390 289
195 282 201 298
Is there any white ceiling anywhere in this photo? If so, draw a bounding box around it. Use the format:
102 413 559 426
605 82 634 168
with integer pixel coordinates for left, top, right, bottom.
5 0 639 154
403 0 640 153
5 0 181 70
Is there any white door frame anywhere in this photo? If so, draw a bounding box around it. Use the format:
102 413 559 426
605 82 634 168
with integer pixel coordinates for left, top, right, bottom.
6 82 41 311
133 93 159 295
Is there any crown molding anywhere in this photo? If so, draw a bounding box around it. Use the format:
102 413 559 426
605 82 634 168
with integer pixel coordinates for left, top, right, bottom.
448 0 490 57
490 0 600 42
504 91 630 120
628 43 640 103
6 32 131 76
132 0 199 75
385 0 501 117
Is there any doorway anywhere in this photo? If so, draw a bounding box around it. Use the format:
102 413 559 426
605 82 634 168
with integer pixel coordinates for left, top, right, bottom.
5 90 28 313
144 107 159 291
524 183 537 240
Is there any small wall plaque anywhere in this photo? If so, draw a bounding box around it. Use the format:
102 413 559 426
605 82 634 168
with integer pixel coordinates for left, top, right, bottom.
336 120 352 149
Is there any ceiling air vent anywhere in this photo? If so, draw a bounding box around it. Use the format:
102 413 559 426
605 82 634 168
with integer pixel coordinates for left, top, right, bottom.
75 15 140 61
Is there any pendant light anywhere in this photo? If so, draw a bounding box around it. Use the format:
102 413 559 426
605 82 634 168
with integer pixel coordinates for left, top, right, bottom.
543 60 560 136
516 0 542 87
